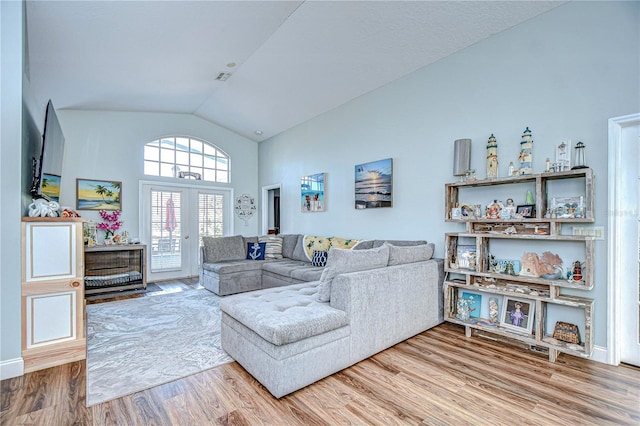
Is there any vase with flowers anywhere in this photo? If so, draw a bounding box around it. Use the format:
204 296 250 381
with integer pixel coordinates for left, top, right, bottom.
98 210 122 244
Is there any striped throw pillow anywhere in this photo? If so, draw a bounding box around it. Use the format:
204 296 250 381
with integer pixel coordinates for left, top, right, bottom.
259 235 283 259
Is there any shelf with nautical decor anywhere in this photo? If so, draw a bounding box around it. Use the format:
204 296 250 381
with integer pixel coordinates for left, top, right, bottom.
445 168 594 226
443 168 596 362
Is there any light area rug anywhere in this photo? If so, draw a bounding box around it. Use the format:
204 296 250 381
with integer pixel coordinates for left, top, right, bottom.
86 289 233 406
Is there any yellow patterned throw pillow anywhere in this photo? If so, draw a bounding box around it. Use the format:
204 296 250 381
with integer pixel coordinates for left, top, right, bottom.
329 237 360 250
302 235 361 261
302 235 332 261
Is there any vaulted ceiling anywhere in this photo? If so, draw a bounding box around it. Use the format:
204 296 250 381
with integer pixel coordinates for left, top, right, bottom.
25 1 564 142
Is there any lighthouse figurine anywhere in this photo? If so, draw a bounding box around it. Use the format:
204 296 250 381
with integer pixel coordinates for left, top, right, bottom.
518 127 533 175
486 134 499 179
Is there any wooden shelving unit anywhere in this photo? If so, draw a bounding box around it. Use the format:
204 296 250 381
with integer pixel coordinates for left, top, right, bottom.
443 169 595 362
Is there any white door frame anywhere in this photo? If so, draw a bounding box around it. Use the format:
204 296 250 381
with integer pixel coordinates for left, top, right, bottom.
139 180 234 280
261 183 281 235
608 113 640 365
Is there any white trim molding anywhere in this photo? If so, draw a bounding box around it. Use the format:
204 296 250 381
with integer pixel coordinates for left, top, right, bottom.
608 112 640 366
261 183 281 235
0 357 24 380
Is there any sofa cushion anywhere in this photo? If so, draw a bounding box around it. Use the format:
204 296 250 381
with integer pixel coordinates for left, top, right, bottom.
220 282 349 346
281 234 300 259
290 235 309 262
202 235 247 262
262 259 323 280
259 235 283 260
352 240 374 250
316 244 390 302
387 243 435 266
202 259 265 274
373 239 428 248
311 250 328 267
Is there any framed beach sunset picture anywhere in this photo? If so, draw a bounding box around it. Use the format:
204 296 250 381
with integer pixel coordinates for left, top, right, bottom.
76 178 122 210
355 158 393 209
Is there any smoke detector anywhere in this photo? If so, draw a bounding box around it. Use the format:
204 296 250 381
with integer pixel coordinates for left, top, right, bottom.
215 72 232 82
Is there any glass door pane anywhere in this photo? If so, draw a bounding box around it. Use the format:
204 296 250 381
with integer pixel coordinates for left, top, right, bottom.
199 192 225 242
150 189 182 272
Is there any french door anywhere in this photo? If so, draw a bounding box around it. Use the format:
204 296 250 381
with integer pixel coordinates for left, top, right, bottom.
140 182 231 282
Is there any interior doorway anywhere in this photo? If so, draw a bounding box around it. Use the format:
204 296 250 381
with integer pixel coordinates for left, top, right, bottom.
608 113 640 367
262 184 281 235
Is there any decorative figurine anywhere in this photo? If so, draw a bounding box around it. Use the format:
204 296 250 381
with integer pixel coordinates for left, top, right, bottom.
518 127 533 175
556 141 571 171
489 298 499 324
486 134 499 179
572 141 588 169
572 261 583 281
508 161 516 176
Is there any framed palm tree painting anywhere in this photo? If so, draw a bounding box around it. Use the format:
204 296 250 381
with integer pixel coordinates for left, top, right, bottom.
76 178 122 210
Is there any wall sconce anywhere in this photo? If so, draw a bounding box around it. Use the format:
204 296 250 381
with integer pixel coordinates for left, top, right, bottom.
571 141 587 169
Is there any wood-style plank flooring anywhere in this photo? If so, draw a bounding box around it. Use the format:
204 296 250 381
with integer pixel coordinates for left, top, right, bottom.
2 282 640 425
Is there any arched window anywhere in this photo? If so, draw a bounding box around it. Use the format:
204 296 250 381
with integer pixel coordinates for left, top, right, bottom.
143 136 229 183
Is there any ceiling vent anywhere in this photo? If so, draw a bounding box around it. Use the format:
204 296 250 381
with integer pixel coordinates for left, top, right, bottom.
215 72 232 82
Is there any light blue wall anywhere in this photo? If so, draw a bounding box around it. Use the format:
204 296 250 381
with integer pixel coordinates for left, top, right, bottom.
258 1 640 349
1 0 25 378
56 110 260 237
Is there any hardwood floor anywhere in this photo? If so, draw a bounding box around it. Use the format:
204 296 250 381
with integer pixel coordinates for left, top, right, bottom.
3 284 640 425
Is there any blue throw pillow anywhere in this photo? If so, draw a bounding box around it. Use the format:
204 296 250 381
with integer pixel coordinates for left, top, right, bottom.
311 250 328 267
246 242 266 260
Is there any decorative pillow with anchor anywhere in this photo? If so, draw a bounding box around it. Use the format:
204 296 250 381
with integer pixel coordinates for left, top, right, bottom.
246 242 266 260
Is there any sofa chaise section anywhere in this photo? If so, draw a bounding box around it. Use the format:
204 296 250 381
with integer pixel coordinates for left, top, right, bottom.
220 244 444 398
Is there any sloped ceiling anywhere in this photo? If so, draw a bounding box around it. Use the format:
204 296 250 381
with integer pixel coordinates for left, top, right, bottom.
25 1 565 142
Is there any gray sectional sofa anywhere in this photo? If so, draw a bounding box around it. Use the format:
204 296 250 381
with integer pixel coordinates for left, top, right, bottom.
200 233 431 295
204 234 444 398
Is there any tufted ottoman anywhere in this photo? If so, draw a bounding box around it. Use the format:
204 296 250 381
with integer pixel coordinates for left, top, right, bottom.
220 281 351 398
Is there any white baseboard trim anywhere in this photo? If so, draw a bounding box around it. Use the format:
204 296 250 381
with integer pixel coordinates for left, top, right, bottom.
0 357 24 380
589 345 611 365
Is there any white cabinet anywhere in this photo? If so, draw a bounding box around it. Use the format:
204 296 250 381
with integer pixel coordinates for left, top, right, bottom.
22 218 85 373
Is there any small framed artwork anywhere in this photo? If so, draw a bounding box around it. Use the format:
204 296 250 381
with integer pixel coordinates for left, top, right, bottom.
301 172 326 212
461 292 482 319
456 245 477 270
516 204 535 218
460 203 475 219
76 178 122 210
451 207 462 220
355 158 393 209
500 296 535 334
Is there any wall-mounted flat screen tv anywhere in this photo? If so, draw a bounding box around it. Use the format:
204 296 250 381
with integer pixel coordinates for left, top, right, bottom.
30 100 65 202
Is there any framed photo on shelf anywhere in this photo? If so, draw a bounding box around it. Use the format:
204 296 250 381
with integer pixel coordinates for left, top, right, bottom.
461 292 482 319
451 207 462 220
460 203 475 219
456 245 477 270
516 204 535 218
500 296 535 334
